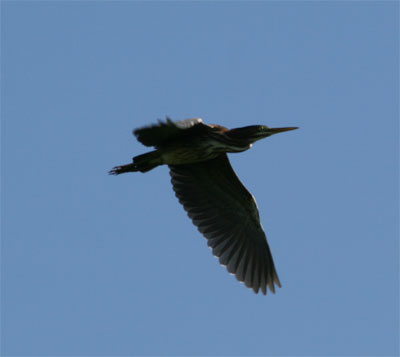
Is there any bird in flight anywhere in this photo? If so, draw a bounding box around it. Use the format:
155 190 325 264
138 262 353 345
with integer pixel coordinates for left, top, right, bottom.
110 117 298 294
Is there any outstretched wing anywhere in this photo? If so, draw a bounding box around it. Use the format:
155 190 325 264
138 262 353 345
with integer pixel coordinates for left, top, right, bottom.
169 154 281 294
134 117 207 148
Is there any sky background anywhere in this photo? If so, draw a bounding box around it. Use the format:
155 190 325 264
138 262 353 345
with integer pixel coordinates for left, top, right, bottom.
1 1 398 356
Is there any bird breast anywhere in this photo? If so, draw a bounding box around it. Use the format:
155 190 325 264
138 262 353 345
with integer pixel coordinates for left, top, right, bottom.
161 139 252 165
209 139 252 153
161 146 219 165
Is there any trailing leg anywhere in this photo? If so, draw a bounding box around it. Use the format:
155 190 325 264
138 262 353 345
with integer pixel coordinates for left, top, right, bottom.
109 150 162 174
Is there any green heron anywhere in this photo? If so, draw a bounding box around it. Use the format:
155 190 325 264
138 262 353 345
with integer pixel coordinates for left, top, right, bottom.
110 117 298 294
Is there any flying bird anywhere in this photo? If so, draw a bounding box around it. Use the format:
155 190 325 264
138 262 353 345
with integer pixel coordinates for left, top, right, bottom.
110 117 298 294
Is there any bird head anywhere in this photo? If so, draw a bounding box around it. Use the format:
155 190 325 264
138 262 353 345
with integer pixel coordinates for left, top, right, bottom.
227 125 298 145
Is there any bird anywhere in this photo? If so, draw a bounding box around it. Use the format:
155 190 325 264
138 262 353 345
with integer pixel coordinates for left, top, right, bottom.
110 117 298 295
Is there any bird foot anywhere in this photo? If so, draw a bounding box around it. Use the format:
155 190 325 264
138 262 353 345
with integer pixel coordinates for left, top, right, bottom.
109 163 137 175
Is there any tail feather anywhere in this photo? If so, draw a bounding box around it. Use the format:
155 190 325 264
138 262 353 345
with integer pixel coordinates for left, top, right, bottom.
109 150 162 175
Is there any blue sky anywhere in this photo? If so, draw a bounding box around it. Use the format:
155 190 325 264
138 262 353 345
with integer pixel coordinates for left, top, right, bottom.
2 1 398 356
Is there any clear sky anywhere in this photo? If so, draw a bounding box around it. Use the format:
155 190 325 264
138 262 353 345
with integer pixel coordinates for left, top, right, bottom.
2 1 398 356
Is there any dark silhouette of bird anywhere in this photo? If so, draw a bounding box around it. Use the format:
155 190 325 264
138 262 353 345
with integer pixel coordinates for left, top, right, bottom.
110 117 298 294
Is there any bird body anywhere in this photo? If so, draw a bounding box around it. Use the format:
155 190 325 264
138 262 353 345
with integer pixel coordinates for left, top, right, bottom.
136 119 253 166
159 134 251 165
110 117 298 294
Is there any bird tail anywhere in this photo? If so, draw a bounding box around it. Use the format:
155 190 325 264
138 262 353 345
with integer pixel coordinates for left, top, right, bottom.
109 150 162 175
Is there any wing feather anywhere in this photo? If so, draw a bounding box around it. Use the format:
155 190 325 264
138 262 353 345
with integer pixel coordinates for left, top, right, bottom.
169 154 281 294
134 117 208 148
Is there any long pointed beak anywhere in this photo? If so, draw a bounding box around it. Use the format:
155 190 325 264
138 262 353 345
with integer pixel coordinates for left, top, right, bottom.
268 127 299 135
